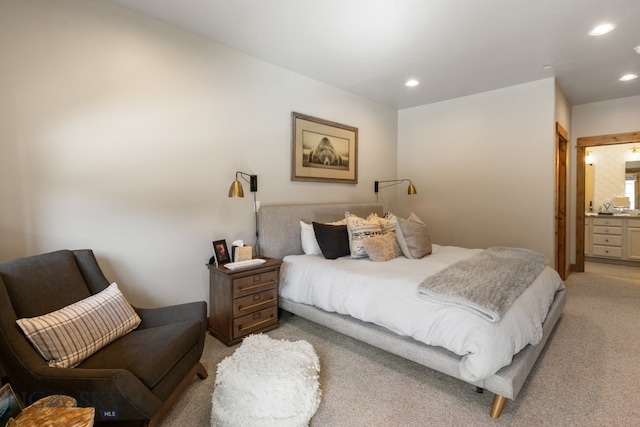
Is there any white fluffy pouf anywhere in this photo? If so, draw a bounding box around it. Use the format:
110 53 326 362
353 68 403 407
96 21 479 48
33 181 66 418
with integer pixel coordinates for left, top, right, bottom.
211 334 321 427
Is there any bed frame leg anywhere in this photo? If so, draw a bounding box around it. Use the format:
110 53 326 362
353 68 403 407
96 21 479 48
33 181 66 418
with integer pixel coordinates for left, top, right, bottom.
490 394 507 418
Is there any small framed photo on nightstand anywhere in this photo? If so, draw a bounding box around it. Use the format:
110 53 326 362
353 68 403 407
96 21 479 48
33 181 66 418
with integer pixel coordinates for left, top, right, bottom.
212 240 231 266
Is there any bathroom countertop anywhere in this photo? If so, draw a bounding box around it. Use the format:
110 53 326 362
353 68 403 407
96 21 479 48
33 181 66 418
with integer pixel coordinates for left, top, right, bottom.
585 212 640 219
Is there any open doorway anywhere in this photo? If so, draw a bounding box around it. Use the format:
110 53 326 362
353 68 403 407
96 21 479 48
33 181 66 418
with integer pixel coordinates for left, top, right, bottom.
575 131 640 272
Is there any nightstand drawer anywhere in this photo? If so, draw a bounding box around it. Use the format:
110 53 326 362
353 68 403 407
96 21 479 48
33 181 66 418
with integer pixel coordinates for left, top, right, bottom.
234 305 278 337
233 288 277 318
592 234 623 246
233 270 278 297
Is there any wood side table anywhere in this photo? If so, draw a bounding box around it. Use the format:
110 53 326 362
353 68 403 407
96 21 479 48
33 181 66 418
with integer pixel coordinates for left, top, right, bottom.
207 258 283 345
11 395 94 427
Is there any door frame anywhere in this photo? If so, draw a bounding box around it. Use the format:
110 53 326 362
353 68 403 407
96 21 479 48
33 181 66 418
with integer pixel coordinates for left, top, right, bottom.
575 131 640 272
555 123 569 279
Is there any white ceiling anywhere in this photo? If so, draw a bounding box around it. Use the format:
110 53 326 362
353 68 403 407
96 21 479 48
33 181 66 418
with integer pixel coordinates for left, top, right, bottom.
108 0 640 109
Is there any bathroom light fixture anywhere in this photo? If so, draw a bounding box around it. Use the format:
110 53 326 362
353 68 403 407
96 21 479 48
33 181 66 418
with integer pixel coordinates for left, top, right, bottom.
620 73 638 82
405 79 420 87
228 171 258 198
585 150 594 164
374 179 417 195
588 23 615 36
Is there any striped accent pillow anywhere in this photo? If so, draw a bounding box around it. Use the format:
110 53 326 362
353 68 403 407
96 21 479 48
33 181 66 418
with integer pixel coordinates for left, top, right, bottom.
345 213 383 258
16 282 141 368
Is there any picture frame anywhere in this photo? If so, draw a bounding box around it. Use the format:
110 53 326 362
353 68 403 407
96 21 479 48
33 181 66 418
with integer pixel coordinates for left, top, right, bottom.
211 240 231 266
291 112 358 184
0 383 23 424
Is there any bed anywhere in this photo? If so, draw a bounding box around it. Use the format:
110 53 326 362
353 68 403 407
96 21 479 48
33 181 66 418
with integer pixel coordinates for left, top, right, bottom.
257 202 566 418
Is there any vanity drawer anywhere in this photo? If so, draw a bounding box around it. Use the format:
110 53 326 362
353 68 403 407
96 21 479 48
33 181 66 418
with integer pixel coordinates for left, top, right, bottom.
592 245 623 258
593 225 622 235
593 217 622 227
592 234 623 246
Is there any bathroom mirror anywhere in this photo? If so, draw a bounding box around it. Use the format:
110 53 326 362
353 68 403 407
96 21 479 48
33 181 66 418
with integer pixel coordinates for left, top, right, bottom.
626 161 640 210
585 143 639 212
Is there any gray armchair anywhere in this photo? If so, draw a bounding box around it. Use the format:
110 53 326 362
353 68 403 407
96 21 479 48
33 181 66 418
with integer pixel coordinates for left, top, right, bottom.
0 249 208 426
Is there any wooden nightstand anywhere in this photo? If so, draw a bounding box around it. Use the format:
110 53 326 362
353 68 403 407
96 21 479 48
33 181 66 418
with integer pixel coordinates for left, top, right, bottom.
207 258 283 345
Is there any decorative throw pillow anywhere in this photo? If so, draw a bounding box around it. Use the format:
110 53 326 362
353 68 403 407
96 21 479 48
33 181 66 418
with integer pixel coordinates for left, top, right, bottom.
312 222 351 259
300 219 346 255
367 213 395 235
385 212 404 248
362 233 402 262
344 213 383 258
16 282 141 368
387 212 432 258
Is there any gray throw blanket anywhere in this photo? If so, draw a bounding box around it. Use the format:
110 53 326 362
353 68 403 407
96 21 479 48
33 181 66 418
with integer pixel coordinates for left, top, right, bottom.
416 247 546 322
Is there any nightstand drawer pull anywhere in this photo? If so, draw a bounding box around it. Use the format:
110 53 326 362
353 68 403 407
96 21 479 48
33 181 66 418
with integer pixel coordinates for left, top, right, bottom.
239 298 276 311
239 280 276 292
239 316 274 331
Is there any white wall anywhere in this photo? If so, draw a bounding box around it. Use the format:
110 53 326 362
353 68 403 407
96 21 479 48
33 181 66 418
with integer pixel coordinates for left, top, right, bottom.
572 95 640 137
569 95 640 263
398 79 557 260
555 81 572 133
0 0 397 308
555 81 572 274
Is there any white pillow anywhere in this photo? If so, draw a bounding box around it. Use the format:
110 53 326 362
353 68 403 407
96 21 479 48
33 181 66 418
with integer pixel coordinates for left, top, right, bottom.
16 282 141 368
300 221 322 255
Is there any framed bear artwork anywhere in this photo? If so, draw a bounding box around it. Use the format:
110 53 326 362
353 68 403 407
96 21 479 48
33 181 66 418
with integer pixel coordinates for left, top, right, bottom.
291 112 358 184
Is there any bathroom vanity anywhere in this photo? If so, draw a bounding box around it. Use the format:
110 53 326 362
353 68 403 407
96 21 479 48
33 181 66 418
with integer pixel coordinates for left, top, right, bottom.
585 215 640 264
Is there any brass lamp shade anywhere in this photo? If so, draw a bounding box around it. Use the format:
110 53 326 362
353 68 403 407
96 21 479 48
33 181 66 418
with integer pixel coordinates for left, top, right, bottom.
374 179 417 195
228 180 245 198
407 182 417 195
228 171 257 198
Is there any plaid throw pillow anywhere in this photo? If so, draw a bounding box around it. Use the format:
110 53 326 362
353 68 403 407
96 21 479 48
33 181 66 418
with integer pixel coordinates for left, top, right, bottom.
16 282 141 368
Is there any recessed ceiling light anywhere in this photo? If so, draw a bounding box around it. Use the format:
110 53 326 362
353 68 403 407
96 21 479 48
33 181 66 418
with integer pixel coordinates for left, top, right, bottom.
589 23 616 36
634 46 640 54
620 73 638 82
405 79 420 87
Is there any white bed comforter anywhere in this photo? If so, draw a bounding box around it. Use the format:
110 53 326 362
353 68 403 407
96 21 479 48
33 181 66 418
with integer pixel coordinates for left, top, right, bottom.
280 244 565 382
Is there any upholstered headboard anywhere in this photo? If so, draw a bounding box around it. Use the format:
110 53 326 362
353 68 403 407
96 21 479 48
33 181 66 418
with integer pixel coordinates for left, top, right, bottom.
257 203 384 259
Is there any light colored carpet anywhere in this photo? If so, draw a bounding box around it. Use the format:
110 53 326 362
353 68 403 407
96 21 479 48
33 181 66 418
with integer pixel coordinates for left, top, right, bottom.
160 269 640 426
